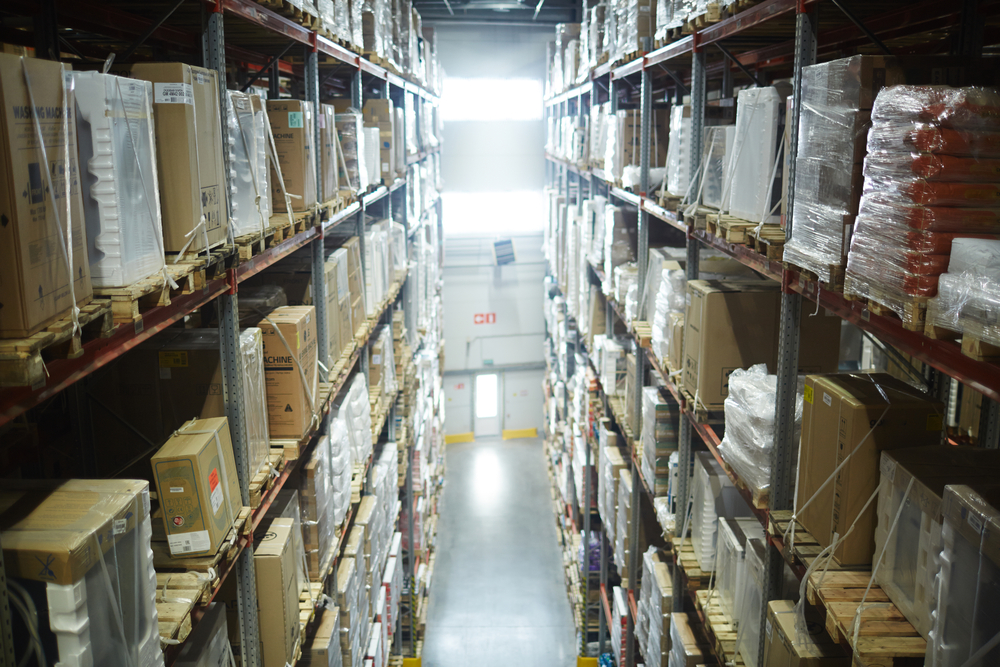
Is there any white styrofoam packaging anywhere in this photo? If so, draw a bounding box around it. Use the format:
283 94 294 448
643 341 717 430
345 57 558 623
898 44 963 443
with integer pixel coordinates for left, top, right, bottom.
726 86 783 223
73 71 166 288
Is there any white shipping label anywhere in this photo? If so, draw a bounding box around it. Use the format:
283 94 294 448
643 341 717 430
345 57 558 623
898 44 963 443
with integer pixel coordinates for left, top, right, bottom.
170 486 185 493
209 467 224 514
114 519 127 535
372 354 382 364
154 82 194 106
288 111 304 128
823 392 832 406
168 530 211 555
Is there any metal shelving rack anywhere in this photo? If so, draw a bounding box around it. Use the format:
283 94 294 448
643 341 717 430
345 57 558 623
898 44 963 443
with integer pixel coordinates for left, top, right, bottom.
0 2 443 665
543 1 1000 665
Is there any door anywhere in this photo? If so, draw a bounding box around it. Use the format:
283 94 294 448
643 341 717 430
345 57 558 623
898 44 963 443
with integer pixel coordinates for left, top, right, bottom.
502 369 543 436
473 373 500 437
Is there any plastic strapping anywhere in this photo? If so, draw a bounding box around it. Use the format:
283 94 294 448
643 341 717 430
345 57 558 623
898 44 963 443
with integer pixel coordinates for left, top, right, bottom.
177 423 236 527
113 77 178 291
21 59 81 336
849 476 915 663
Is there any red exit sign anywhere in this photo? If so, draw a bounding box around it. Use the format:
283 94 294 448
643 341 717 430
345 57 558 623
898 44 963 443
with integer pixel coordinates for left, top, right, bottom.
473 313 496 324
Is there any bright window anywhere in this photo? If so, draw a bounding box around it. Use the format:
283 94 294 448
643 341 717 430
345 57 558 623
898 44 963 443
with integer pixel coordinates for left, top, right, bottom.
475 374 499 419
441 77 543 122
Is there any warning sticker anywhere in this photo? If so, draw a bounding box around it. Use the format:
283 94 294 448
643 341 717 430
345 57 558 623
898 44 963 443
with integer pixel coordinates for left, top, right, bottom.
209 468 224 514
154 82 194 106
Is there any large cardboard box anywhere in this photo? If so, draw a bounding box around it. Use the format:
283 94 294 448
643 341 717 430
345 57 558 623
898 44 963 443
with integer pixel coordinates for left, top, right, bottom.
305 607 341 666
328 248 353 360
0 54 92 338
363 99 394 179
267 99 317 212
127 63 227 254
796 373 944 565
338 237 367 334
764 600 850 667
260 306 319 439
255 519 300 667
682 280 840 410
151 417 242 558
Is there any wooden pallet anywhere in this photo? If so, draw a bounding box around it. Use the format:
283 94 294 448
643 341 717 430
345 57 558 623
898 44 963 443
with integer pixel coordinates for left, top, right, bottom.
768 510 869 574
807 570 926 666
268 207 314 234
961 334 1000 362
94 263 201 328
679 387 725 425
788 262 846 293
0 300 114 387
658 193 683 212
155 572 212 648
257 0 303 21
632 320 652 348
707 213 759 244
747 223 785 261
152 507 253 589
350 455 370 504
730 466 769 510
676 542 714 591
318 194 351 222
233 225 278 262
683 205 713 231
695 590 747 666
248 451 286 509
171 243 237 291
847 286 928 333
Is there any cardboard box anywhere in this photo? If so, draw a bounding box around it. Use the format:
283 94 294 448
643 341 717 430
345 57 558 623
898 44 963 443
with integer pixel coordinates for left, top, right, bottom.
796 373 944 565
363 98 394 178
874 446 1000 638
151 417 242 558
267 99 317 211
369 333 386 390
255 519 300 667
260 306 319 439
0 53 93 338
338 237 367 334
670 613 712 667
764 600 850 667
305 607 341 666
127 63 227 254
682 280 840 410
319 103 338 203
328 248 353 359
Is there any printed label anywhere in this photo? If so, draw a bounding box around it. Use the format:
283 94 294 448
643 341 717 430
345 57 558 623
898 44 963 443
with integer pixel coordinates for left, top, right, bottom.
170 486 185 493
766 619 773 641
968 511 985 535
154 82 194 106
823 392 832 406
288 111 304 128
114 519 127 535
209 468 224 514
193 71 210 85
804 385 814 404
168 530 211 555
373 354 382 365
159 350 189 367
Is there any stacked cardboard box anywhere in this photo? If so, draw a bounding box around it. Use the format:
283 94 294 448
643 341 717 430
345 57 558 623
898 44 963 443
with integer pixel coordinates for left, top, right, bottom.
268 99 318 213
256 520 302 667
363 99 395 181
260 305 320 442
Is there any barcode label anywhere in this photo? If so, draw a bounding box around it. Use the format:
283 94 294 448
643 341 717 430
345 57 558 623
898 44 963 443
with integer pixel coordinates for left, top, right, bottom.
168 530 211 555
154 82 194 106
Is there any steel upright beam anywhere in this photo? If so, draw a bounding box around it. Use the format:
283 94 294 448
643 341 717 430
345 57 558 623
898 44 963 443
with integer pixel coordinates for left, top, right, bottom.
760 6 817 666
0 536 13 666
625 429 643 666
982 399 1000 449
351 68 363 110
688 47 706 194
205 7 232 226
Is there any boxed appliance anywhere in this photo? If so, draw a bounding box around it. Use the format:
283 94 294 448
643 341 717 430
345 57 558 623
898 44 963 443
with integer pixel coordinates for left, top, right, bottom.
73 71 165 288
796 373 944 565
151 417 242 558
127 63 227 255
764 600 850 667
175 602 228 667
320 103 339 203
0 53 92 338
255 519 301 667
227 91 270 239
363 99 395 179
690 451 754 572
301 434 335 579
328 247 354 359
0 479 161 667
268 99 318 212
335 111 366 193
701 125 736 210
927 484 1000 667
683 280 840 410
302 607 342 667
874 446 1000 639
737 538 766 667
260 305 320 440
717 516 765 628
727 86 787 224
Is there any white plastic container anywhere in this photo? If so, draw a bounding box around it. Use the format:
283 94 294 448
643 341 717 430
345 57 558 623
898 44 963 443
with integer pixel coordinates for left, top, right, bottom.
73 71 165 288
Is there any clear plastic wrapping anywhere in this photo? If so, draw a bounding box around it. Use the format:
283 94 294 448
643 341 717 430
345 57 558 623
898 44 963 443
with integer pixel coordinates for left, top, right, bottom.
301 433 335 579
717 517 764 628
690 451 753 572
736 538 766 667
845 85 1000 316
73 71 165 288
717 364 803 499
615 468 632 573
640 386 679 496
728 87 784 223
336 110 367 193
651 266 687 370
927 237 1000 348
701 125 736 209
603 204 637 294
240 327 271 478
665 105 692 196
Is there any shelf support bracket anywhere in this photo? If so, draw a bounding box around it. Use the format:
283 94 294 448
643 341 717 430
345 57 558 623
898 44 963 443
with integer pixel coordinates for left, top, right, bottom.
714 42 763 87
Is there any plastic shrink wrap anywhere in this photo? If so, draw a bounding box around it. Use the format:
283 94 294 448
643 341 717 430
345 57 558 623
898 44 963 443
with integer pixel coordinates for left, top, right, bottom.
784 56 877 283
651 266 686 371
241 327 272 478
736 538 766 667
336 110 367 194
717 517 764 628
844 85 1000 316
1 479 163 667
717 364 803 500
925 234 1000 348
301 433 335 579
927 484 1000 667
603 204 637 295
73 71 165 288
690 451 754 572
227 91 269 239
665 104 693 197
701 125 736 209
727 86 786 223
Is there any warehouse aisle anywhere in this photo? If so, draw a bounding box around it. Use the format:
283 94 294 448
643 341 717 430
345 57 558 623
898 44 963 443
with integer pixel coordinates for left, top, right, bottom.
422 437 577 666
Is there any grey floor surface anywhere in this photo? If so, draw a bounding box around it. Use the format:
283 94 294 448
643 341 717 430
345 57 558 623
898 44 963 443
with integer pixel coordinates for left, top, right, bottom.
421 436 577 666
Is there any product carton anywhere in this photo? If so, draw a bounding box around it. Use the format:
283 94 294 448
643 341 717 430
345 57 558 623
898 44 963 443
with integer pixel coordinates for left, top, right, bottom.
151 417 242 558
327 248 353 360
874 446 1000 638
260 306 319 440
320 103 338 202
764 600 850 667
305 607 341 666
796 373 944 565
127 63 227 254
0 53 93 338
267 99 317 212
255 519 300 667
363 98 395 178
682 280 840 410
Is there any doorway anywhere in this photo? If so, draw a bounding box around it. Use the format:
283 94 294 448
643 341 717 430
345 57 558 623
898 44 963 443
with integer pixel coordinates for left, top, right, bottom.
474 373 500 437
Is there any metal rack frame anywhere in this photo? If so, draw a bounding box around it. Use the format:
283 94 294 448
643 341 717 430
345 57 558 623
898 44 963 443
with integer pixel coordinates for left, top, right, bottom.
543 1 999 664
0 3 443 663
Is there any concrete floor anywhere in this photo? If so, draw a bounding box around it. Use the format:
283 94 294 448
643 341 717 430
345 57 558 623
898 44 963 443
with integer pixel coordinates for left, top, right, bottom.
422 437 577 666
